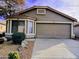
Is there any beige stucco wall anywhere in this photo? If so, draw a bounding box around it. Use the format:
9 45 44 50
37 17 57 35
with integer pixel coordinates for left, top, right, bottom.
23 9 73 22
22 8 75 38
6 7 75 38
74 22 79 37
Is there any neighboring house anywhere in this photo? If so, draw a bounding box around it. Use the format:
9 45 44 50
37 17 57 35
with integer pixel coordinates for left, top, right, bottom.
6 6 77 39
0 22 6 33
74 22 79 38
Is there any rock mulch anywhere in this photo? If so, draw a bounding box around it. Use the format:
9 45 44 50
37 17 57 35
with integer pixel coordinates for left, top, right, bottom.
0 41 34 59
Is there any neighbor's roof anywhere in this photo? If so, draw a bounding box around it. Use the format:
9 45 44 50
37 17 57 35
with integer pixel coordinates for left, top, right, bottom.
74 22 79 27
8 6 77 22
0 21 6 26
0 23 6 26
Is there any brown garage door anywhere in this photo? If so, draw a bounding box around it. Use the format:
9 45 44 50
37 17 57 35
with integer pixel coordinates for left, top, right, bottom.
36 23 71 39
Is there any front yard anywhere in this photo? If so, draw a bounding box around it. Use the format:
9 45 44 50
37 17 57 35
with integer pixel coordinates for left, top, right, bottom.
0 40 34 59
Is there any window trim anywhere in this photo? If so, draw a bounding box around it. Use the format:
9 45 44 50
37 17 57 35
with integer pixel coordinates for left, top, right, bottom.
8 19 35 35
27 20 35 35
37 9 46 14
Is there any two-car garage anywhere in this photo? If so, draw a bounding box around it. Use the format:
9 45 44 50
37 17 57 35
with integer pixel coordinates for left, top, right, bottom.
36 23 71 39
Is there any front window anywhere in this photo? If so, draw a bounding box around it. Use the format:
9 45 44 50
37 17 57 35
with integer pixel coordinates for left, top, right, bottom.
12 20 25 33
18 21 25 32
11 19 35 35
28 21 34 34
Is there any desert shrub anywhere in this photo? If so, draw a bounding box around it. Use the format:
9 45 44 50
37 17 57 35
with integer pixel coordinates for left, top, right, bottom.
12 32 25 44
8 51 20 59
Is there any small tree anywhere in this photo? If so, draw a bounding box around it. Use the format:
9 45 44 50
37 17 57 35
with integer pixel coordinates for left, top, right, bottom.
0 0 25 19
0 0 17 17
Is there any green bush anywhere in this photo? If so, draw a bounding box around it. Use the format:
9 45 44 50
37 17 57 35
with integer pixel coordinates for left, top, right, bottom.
12 32 25 44
8 51 20 59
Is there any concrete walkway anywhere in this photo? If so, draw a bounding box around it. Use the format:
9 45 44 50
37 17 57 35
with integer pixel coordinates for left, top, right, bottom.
31 39 79 59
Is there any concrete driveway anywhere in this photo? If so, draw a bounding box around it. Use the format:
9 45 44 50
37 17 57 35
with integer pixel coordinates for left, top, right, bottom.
31 39 79 59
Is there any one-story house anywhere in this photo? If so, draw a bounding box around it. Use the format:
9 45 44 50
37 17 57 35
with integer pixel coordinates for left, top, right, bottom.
0 22 6 33
74 22 79 38
6 6 77 39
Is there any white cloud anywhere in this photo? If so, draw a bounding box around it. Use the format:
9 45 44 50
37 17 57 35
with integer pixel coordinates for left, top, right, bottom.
61 0 79 6
59 0 79 21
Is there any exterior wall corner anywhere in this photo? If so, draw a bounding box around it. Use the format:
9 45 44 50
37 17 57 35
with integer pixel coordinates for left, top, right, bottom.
71 23 75 38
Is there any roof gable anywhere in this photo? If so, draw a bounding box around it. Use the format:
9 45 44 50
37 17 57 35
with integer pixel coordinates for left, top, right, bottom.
13 6 77 22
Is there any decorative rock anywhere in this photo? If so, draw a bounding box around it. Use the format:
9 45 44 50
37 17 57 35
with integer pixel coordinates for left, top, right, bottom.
21 39 28 48
2 37 7 42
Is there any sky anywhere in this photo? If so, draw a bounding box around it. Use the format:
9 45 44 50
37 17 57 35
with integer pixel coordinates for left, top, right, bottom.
0 0 79 21
24 0 79 21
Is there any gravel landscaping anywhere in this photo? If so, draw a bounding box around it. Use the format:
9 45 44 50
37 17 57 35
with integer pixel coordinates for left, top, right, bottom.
0 40 34 59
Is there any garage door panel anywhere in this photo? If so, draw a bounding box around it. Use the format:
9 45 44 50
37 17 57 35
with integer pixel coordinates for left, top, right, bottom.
36 23 71 39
